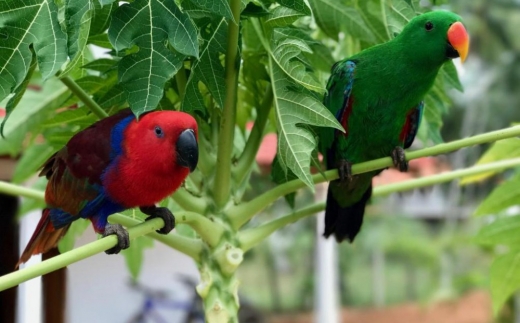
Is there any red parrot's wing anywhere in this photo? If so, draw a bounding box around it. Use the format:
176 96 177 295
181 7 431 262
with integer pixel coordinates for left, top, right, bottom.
41 108 134 218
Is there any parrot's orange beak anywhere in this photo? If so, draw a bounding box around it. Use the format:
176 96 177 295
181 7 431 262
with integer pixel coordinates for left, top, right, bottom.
447 22 469 63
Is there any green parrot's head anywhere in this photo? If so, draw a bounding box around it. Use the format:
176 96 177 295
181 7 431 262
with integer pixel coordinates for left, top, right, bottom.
397 10 469 66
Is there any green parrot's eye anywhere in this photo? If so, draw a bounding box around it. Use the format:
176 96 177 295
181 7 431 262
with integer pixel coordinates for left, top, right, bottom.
425 21 434 31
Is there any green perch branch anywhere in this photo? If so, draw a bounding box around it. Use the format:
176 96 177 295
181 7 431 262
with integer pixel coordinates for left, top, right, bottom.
238 157 520 250
228 123 520 229
0 217 167 292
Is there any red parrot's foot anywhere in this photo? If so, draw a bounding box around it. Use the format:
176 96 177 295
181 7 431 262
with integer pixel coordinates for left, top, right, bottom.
391 147 408 172
337 159 353 183
103 223 130 254
140 206 175 235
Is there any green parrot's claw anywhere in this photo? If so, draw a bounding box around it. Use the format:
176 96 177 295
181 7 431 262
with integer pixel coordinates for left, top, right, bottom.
103 223 130 255
391 147 408 172
140 205 176 235
337 159 353 183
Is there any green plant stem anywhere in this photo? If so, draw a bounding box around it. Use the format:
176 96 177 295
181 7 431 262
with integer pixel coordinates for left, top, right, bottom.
228 124 520 229
239 202 324 251
238 157 520 249
109 212 203 262
0 181 44 200
175 65 187 101
174 211 224 248
172 189 208 214
373 157 520 196
213 0 241 210
109 214 203 260
60 76 108 119
0 217 164 292
234 86 274 185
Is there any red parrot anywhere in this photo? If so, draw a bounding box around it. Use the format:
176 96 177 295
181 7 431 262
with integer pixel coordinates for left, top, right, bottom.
17 109 199 267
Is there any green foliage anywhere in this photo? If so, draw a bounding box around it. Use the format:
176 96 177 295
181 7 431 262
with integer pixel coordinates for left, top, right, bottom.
473 141 520 314
107 0 199 116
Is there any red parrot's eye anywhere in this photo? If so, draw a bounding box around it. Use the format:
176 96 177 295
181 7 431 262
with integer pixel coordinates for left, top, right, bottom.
425 21 433 31
154 126 164 138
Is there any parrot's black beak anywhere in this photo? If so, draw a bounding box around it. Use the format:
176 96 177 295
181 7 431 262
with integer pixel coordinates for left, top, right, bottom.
176 129 198 172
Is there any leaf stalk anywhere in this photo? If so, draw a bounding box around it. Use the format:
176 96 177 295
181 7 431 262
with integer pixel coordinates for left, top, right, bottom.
212 0 242 210
60 76 108 119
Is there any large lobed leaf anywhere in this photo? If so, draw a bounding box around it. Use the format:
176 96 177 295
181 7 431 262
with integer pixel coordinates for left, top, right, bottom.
108 0 199 117
0 0 68 132
269 61 342 188
307 0 375 43
183 18 228 112
460 138 520 184
490 251 520 315
186 0 235 21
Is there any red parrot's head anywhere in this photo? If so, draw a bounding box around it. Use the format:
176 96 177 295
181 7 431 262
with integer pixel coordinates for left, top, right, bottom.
125 110 199 176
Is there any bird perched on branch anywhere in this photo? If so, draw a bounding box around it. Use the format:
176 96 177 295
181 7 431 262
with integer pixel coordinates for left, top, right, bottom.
17 109 199 267
320 11 469 242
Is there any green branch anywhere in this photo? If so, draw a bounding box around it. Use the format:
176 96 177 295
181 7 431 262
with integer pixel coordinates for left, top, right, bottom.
171 189 208 214
0 217 165 292
228 124 520 229
238 202 324 251
234 86 274 185
0 181 44 200
60 76 108 119
238 157 520 249
213 0 241 210
109 214 203 260
373 157 520 196
171 211 224 248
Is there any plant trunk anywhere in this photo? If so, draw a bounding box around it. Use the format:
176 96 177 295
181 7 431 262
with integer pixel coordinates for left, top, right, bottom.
196 225 243 323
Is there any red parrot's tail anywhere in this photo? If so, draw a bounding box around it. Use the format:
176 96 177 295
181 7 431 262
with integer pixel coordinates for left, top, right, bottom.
16 209 70 268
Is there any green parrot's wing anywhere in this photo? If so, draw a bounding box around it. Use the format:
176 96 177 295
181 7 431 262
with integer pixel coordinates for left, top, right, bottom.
320 60 356 167
402 101 424 149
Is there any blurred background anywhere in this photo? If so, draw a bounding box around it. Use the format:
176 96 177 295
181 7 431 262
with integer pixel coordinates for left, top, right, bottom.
2 0 520 322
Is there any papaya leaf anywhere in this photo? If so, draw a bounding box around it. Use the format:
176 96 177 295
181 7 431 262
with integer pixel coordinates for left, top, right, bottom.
0 0 68 126
269 62 342 188
460 138 520 184
307 0 375 42
61 0 93 77
186 0 236 22
278 0 311 15
490 251 520 315
265 6 305 28
108 0 199 117
476 214 520 246
184 18 228 112
474 174 520 216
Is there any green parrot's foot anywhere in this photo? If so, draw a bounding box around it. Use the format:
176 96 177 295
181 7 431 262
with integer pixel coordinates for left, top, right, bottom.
337 159 354 183
103 223 130 255
391 147 408 172
140 205 175 235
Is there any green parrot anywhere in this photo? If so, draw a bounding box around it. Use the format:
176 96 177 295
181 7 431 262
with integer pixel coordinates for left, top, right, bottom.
320 10 469 242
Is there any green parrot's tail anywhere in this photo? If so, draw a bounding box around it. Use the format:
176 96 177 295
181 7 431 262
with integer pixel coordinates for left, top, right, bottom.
324 184 372 243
